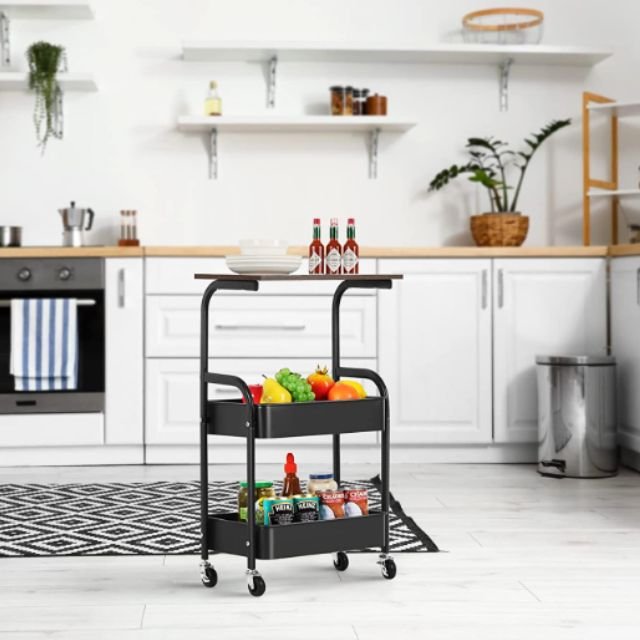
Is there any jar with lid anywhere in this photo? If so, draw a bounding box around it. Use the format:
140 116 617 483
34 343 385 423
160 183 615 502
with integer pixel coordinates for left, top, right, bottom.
238 481 275 521
308 473 338 494
353 89 369 115
330 86 345 116
344 86 354 115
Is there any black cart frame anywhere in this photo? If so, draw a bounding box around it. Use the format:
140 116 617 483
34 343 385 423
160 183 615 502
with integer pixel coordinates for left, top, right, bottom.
197 273 401 596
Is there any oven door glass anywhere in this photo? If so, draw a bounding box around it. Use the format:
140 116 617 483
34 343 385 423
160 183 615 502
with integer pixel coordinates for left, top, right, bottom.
0 290 105 413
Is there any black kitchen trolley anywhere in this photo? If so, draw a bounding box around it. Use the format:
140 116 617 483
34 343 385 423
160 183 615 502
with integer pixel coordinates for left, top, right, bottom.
197 273 402 597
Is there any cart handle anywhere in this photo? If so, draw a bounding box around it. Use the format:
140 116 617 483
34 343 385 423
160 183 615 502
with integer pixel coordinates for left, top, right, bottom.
201 279 259 418
331 278 394 384
205 372 255 408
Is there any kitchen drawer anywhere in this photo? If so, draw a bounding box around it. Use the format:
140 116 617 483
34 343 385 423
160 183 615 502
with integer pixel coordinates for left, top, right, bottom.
145 258 377 295
145 358 378 446
146 295 376 358
0 413 104 447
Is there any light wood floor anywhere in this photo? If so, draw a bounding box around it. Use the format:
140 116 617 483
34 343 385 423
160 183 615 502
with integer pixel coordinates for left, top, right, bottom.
1 462 639 638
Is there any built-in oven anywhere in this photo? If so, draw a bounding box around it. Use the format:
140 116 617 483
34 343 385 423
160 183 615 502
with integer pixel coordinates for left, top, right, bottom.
0 258 105 413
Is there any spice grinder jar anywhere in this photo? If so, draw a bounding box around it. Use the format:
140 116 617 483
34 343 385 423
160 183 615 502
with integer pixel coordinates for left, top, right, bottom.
0 226 22 247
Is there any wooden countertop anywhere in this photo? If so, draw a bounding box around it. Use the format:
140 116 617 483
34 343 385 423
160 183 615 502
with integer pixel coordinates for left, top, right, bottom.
608 244 640 257
0 245 611 259
144 245 609 258
0 246 143 258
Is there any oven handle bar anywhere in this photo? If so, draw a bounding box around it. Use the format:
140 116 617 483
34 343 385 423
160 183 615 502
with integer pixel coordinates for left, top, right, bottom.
0 299 96 307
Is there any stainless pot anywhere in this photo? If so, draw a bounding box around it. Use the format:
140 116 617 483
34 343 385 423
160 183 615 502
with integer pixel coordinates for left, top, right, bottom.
0 226 22 247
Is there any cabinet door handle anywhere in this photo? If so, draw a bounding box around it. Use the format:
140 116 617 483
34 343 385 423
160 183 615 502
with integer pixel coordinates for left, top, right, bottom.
213 323 306 331
637 268 640 306
118 268 126 308
481 269 488 309
497 269 504 308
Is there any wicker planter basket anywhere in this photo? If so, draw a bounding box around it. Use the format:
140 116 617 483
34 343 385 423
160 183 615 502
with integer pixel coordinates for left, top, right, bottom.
470 213 529 247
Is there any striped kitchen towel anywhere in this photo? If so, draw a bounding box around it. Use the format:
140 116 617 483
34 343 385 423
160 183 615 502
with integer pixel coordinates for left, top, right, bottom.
10 299 78 391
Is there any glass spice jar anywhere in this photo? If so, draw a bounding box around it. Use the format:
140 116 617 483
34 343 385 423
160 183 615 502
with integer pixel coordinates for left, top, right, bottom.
360 89 370 114
344 86 354 115
330 86 345 116
353 89 362 115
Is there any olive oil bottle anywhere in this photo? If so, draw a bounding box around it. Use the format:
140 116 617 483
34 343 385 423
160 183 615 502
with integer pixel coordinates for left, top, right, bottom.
204 81 222 116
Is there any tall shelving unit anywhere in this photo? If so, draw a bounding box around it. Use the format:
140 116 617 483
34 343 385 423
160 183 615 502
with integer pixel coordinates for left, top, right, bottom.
582 92 640 246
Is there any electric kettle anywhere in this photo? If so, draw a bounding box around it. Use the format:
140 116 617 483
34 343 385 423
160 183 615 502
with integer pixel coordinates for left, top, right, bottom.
59 201 94 247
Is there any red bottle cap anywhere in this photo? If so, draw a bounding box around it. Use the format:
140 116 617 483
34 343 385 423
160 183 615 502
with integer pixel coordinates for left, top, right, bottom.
348 218 355 224
284 452 297 474
313 218 320 224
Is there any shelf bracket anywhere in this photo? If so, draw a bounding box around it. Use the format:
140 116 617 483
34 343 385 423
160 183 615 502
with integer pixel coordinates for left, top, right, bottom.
208 128 218 180
499 58 514 112
267 55 277 109
369 128 380 179
0 12 10 67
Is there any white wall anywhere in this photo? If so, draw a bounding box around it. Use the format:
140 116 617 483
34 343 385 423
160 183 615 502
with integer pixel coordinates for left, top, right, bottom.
0 0 638 247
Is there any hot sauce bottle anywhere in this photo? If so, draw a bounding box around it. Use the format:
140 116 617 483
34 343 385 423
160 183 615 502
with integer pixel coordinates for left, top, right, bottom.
342 217 359 274
308 218 324 274
325 218 342 275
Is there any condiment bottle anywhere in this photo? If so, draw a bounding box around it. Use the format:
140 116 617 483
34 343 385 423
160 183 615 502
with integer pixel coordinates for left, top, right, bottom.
308 217 324 274
282 452 302 497
205 81 222 116
325 218 342 274
342 217 359 274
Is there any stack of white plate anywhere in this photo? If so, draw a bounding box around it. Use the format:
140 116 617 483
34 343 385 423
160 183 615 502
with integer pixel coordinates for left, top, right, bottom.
225 239 302 275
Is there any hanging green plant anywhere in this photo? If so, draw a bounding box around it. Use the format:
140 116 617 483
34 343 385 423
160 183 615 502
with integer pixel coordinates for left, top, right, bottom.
26 41 65 151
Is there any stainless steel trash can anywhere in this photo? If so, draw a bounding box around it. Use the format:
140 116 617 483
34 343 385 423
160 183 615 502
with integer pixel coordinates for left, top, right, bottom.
536 355 617 478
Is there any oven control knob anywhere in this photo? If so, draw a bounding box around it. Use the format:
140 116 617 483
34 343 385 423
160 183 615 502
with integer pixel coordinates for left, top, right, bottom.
17 268 31 282
58 267 72 281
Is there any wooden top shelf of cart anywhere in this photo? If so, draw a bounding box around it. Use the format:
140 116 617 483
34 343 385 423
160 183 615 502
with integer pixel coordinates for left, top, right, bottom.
194 274 403 281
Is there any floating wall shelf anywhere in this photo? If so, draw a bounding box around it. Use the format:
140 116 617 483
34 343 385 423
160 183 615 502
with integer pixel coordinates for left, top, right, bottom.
182 41 613 111
0 71 97 90
0 1 93 66
0 1 93 19
177 115 417 180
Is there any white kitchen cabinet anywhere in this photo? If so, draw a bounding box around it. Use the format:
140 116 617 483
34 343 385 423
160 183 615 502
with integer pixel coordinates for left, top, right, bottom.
145 358 378 450
105 258 144 446
493 258 607 444
611 256 640 463
378 259 493 444
145 294 376 359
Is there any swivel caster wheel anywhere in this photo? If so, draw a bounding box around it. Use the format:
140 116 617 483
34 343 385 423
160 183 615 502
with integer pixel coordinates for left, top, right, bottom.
380 557 397 580
200 563 218 588
333 551 349 572
247 571 266 597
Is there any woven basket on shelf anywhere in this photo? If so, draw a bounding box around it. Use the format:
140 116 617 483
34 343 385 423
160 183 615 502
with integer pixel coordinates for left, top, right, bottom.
470 213 529 247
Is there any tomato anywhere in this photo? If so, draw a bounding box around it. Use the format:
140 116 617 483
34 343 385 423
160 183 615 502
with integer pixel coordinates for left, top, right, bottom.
327 381 360 401
306 365 334 400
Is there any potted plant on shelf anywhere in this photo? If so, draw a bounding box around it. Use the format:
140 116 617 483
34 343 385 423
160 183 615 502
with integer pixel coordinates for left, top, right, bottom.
428 119 571 246
26 41 66 152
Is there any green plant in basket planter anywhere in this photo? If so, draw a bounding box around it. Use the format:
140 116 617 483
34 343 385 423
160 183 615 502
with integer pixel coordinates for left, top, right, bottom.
26 41 66 152
428 119 571 246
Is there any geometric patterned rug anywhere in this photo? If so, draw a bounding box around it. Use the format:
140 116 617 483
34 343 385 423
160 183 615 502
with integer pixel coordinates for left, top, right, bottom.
0 476 438 557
